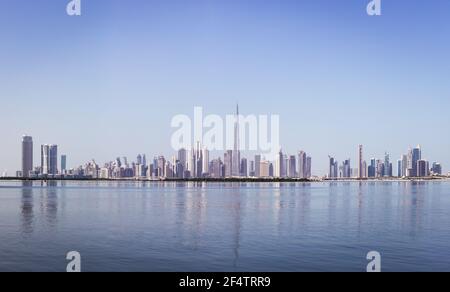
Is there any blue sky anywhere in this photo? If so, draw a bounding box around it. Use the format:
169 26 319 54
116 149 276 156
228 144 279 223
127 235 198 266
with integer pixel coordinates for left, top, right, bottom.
1 0 449 175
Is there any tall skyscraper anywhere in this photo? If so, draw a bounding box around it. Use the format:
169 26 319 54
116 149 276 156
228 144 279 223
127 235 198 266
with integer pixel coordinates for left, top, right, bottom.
254 155 261 178
224 150 233 177
61 155 67 174
384 152 390 177
306 156 312 178
288 155 296 178
240 158 248 177
21 135 33 178
328 156 338 179
358 145 364 179
202 148 209 176
232 104 241 177
412 145 422 177
298 151 307 179
41 144 58 176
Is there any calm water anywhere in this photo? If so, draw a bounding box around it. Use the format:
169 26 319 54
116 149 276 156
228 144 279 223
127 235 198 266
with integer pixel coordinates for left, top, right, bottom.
0 180 449 272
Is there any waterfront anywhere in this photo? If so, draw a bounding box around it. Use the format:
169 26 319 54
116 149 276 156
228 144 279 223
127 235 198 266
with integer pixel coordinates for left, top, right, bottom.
0 181 449 272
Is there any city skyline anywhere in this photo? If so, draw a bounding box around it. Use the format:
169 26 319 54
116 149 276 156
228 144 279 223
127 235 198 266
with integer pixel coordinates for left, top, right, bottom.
1 1 450 175
10 132 445 179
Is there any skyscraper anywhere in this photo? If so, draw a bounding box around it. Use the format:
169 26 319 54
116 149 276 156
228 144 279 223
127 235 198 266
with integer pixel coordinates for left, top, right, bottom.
358 145 364 179
224 150 233 177
288 155 296 178
412 145 422 177
254 155 261 178
61 155 67 174
202 148 209 176
328 156 338 179
240 158 248 177
41 144 58 176
232 104 241 177
306 156 312 178
21 135 33 178
298 151 307 179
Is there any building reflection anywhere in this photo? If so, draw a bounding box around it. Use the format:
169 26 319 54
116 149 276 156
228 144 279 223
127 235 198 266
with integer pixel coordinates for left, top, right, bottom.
39 180 58 227
21 181 34 234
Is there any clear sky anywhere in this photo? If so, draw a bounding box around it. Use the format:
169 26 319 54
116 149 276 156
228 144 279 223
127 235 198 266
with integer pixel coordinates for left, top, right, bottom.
1 0 449 175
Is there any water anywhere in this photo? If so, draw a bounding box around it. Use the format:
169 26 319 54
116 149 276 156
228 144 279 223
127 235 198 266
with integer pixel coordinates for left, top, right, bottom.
0 180 449 272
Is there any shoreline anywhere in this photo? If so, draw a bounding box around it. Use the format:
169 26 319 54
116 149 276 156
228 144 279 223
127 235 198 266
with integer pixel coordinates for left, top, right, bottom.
0 177 448 183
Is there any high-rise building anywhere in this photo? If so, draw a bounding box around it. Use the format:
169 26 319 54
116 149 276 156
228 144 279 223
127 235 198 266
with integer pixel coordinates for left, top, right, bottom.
342 159 351 178
22 135 33 178
240 158 248 177
61 155 67 174
358 145 364 178
328 156 338 178
368 158 376 178
224 150 233 177
412 145 422 177
298 151 307 179
384 152 390 177
401 154 408 177
275 150 284 178
417 159 428 177
431 162 442 175
397 159 402 177
306 156 312 178
288 155 296 178
41 144 58 176
202 148 209 176
260 160 271 178
232 104 241 177
254 155 261 178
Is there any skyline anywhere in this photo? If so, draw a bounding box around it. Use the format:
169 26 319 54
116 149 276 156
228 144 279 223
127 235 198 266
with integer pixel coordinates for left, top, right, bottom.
11 132 445 179
1 1 450 174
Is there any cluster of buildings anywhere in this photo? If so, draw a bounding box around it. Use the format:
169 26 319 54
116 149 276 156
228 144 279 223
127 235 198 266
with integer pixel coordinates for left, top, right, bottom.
328 145 443 179
16 105 444 180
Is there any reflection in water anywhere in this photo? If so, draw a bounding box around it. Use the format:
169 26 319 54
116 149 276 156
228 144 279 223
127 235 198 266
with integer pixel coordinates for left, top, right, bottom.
39 181 58 228
21 181 34 234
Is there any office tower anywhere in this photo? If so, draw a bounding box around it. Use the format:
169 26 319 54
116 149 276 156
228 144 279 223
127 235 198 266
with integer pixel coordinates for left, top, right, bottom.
177 148 187 177
41 144 58 176
412 145 421 177
41 145 49 175
249 160 255 177
358 145 364 178
397 159 402 177
288 155 296 178
362 161 367 178
232 104 241 177
240 158 248 177
368 158 376 178
142 154 147 167
384 153 390 177
431 162 442 175
269 163 274 177
137 154 142 165
342 159 351 178
254 155 261 177
210 159 223 178
157 156 166 178
123 156 128 168
376 159 384 177
224 150 233 177
401 154 408 177
417 159 427 177
275 150 283 178
61 155 67 174
22 135 33 178
202 148 209 176
298 151 307 179
328 156 338 178
260 161 270 178
306 156 312 178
